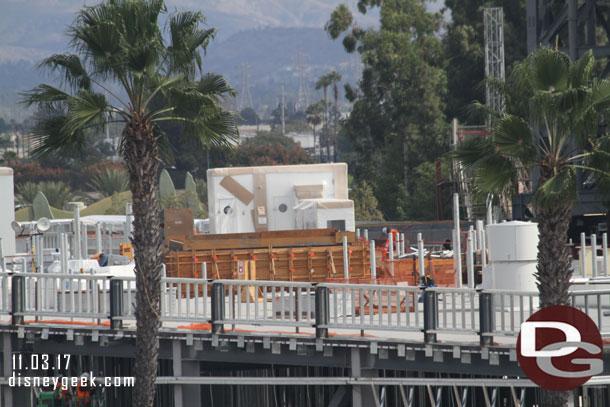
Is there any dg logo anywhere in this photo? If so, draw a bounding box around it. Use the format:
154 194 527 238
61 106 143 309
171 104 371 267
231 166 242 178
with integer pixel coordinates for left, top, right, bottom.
517 305 604 391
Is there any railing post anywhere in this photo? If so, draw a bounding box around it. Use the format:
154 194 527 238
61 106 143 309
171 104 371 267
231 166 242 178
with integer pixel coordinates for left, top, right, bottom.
370 240 376 279
592 234 598 278
602 233 608 277
109 279 124 330
315 285 330 339
11 275 25 325
580 232 587 278
479 291 494 346
423 289 437 344
417 233 425 281
342 236 349 280
211 282 225 334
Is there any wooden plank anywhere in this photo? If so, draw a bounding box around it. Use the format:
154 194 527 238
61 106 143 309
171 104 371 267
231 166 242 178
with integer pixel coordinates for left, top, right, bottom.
183 235 355 251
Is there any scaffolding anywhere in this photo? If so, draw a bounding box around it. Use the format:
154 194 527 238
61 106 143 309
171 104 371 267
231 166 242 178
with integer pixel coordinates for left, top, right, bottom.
483 7 505 115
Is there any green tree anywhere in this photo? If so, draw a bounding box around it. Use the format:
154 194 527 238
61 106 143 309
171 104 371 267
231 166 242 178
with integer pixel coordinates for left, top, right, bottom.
239 107 259 125
326 0 448 220
443 1 527 123
351 180 384 221
22 2 238 406
454 48 610 406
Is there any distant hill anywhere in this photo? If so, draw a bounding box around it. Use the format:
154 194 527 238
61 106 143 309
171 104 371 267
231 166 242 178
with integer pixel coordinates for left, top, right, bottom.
205 26 360 116
0 0 376 121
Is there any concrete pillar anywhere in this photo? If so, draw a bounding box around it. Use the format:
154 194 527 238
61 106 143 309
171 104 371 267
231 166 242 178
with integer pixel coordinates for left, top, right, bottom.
3 333 12 406
350 348 377 407
172 339 201 407
172 340 183 407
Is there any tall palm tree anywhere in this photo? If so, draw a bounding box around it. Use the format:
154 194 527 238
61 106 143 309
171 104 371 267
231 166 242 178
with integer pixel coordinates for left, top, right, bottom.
22 1 238 406
328 71 342 162
454 48 610 405
316 73 333 162
306 101 324 159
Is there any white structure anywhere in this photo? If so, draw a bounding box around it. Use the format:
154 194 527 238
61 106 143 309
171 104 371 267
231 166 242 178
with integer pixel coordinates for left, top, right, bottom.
207 163 352 234
0 167 16 256
483 221 538 292
294 199 355 232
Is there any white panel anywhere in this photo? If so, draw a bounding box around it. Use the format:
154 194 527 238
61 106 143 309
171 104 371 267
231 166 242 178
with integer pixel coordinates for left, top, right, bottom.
271 195 294 231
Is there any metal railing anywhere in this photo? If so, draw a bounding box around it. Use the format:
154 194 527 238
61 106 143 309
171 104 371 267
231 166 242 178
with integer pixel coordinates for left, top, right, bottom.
320 283 423 333
217 280 315 329
3 272 610 344
428 287 478 334
571 288 610 337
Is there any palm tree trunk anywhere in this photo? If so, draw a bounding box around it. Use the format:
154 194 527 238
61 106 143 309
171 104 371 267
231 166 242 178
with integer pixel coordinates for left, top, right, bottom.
324 88 330 162
123 118 163 407
535 201 573 407
536 202 573 308
333 94 338 163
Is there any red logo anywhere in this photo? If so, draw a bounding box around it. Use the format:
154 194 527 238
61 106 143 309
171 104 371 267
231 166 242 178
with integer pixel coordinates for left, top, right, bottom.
517 305 603 391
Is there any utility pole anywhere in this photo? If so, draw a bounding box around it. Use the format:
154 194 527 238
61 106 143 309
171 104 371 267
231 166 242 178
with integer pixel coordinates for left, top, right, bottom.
281 84 286 136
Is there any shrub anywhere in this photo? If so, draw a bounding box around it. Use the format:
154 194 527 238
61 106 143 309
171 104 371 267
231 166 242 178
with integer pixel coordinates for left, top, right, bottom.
87 168 129 197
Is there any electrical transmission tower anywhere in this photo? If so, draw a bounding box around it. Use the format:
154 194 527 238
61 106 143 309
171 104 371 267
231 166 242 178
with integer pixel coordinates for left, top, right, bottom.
238 62 254 111
295 53 308 111
526 0 610 75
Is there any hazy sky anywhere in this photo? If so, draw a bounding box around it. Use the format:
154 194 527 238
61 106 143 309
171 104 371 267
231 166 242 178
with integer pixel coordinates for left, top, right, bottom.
0 0 446 63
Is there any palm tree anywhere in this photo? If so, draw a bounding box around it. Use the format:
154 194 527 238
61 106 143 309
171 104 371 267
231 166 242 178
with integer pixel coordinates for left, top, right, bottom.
327 71 342 162
22 2 238 406
454 48 610 405
306 101 324 159
315 73 333 162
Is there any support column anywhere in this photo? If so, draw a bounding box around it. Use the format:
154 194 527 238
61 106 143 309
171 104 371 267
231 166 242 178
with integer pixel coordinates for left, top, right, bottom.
350 348 377 407
3 333 12 406
172 340 183 407
526 0 538 53
568 0 578 60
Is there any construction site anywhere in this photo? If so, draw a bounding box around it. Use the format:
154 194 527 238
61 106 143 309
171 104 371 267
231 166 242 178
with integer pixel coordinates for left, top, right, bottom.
2 1 610 407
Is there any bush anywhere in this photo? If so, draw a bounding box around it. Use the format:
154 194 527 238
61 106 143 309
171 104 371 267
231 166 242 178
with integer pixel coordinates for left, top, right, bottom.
11 161 69 184
74 160 126 190
16 180 73 208
87 168 129 197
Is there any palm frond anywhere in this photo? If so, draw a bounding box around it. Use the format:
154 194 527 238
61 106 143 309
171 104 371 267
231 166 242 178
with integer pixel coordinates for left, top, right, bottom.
62 90 109 136
528 47 569 92
592 79 610 112
21 85 70 106
29 114 87 158
167 11 215 76
38 54 91 91
197 73 235 98
494 115 537 162
569 50 594 88
534 167 577 209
